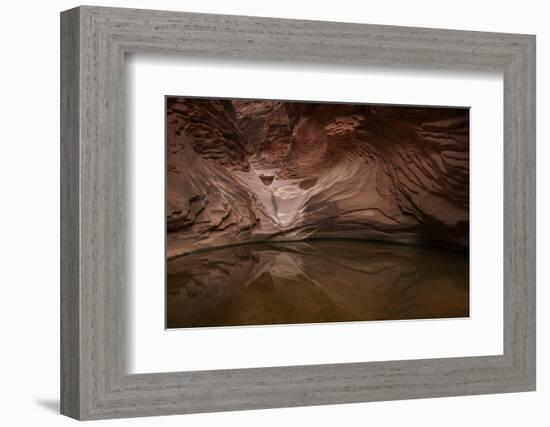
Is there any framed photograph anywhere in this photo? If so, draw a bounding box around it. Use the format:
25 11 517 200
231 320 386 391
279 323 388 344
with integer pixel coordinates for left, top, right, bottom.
61 6 536 420
165 97 471 329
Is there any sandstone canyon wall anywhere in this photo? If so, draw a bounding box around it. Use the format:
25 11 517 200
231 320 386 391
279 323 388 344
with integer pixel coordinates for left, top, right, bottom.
166 97 469 259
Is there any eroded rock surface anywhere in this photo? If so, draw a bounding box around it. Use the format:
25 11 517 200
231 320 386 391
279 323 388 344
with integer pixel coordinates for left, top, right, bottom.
166 98 469 258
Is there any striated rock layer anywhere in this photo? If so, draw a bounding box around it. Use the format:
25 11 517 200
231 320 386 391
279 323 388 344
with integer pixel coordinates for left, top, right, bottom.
166 98 469 258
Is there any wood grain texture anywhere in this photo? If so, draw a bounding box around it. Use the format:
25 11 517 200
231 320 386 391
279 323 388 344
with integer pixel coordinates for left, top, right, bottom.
60 5 536 420
60 7 80 419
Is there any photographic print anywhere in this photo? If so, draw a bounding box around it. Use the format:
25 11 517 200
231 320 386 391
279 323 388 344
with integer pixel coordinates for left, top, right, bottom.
166 97 469 329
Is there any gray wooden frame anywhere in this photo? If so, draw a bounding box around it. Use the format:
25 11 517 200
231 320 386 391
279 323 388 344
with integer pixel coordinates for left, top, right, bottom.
60 5 536 420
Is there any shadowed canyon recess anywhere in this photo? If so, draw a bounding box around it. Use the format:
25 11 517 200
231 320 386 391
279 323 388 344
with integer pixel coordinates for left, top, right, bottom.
166 97 470 327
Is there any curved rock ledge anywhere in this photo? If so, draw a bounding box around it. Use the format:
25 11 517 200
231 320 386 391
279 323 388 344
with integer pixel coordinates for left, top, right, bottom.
166 98 469 258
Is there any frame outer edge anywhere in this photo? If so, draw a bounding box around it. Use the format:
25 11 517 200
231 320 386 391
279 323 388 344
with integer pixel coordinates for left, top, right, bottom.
527 35 536 390
60 6 81 420
502 34 536 391
520 34 536 389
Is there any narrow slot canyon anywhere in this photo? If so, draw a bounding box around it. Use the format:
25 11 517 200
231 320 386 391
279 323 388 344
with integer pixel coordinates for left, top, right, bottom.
166 97 469 328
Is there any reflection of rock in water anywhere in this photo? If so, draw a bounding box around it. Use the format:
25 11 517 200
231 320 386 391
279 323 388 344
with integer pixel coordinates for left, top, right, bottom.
167 240 469 328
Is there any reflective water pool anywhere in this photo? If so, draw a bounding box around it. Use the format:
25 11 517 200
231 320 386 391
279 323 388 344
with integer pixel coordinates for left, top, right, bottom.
166 240 469 329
